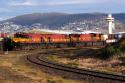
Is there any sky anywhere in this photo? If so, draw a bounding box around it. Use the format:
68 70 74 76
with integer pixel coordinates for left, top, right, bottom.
0 0 125 20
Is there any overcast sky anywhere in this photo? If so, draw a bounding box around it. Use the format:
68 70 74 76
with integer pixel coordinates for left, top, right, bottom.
0 0 125 20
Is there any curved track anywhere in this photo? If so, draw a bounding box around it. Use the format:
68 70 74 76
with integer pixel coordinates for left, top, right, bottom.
27 53 125 83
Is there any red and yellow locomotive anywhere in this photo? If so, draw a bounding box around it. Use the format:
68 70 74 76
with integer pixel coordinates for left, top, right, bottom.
11 32 105 49
12 32 105 43
2 32 122 51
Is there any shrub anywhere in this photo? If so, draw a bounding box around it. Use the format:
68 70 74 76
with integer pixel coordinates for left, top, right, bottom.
101 45 121 59
119 39 125 50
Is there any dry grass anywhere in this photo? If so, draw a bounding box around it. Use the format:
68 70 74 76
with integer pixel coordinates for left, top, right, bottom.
46 48 125 75
0 49 88 83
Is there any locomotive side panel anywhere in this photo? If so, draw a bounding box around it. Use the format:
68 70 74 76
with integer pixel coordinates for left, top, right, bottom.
79 34 93 42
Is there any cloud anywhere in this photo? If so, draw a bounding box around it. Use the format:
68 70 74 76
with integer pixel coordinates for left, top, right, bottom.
9 0 113 6
48 0 125 5
0 16 10 21
9 0 37 6
47 0 93 6
0 18 4 21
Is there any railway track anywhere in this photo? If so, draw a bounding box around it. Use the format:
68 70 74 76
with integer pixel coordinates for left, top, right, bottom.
27 53 125 83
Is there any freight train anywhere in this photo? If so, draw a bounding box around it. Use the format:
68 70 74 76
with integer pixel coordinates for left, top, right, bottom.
2 32 122 51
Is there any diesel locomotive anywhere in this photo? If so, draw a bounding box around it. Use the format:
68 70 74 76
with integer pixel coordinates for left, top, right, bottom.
2 32 121 51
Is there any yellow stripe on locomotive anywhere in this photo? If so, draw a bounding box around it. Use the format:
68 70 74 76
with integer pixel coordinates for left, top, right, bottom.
12 38 32 43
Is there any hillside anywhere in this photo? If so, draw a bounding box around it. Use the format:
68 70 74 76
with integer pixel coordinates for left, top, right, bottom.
1 13 67 26
0 13 125 33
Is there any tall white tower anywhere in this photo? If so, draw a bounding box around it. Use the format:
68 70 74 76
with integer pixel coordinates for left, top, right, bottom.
106 14 115 34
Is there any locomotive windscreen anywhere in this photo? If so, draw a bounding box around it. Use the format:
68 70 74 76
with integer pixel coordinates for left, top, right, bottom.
14 32 30 38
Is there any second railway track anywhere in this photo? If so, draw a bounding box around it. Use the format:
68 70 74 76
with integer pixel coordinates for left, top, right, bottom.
27 53 125 83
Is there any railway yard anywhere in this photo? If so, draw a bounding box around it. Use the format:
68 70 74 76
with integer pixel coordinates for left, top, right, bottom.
0 30 125 83
0 47 125 83
0 4 124 83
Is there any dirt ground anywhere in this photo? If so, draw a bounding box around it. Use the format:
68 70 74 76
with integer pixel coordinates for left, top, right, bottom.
0 49 87 83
